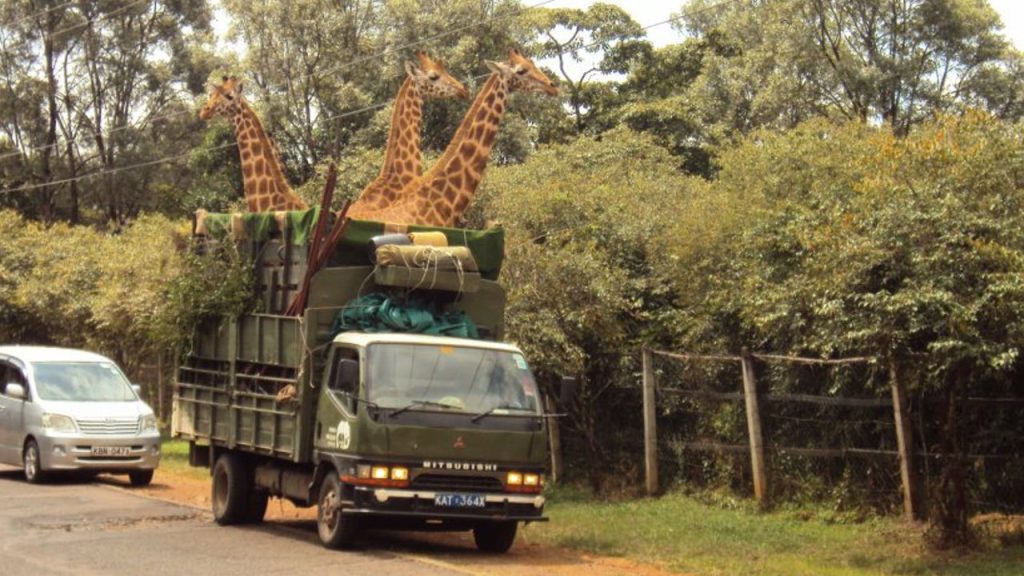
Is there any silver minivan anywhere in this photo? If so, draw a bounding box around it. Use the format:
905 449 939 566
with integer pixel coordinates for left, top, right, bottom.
0 346 160 485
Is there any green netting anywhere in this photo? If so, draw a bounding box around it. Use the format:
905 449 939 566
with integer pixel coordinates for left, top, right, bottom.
330 293 479 339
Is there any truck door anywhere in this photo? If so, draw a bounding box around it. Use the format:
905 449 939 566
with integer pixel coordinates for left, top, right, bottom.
322 347 360 452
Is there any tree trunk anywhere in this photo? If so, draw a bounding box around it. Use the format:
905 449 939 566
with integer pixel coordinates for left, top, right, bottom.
931 366 973 548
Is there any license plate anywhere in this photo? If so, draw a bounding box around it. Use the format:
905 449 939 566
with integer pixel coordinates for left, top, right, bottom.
90 446 131 457
434 493 485 508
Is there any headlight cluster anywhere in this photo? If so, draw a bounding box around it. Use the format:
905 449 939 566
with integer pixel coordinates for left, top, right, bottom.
41 413 76 433
505 471 543 493
139 414 159 433
343 464 410 487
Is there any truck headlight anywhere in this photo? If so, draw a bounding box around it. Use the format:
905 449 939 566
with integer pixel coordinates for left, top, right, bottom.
139 414 158 433
41 413 76 433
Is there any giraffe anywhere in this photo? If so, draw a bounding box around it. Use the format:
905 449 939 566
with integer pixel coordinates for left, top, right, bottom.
349 51 469 216
199 76 308 212
350 49 558 227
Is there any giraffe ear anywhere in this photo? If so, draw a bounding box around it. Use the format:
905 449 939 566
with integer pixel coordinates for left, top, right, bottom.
404 60 418 77
485 60 513 75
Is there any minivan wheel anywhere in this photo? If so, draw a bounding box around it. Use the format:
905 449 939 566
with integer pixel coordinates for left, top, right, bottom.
129 470 154 487
212 453 251 525
23 439 46 484
473 521 518 553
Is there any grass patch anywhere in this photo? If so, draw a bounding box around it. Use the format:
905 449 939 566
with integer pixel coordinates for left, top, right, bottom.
159 437 207 480
525 487 1024 576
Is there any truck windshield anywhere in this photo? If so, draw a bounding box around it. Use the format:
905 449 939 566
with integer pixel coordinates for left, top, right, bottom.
33 362 136 402
366 343 540 415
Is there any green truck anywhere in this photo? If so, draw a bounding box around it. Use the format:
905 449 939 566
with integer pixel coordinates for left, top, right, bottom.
172 211 563 552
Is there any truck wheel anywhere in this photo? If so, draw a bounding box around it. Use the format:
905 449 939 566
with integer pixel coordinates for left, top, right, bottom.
23 439 47 484
317 470 356 549
473 521 517 553
129 470 154 487
212 453 252 525
246 489 269 523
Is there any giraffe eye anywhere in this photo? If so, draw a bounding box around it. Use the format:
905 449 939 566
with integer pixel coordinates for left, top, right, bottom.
515 68 527 75
224 94 234 100
428 72 440 81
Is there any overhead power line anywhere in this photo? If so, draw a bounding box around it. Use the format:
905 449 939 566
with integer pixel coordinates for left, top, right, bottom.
0 0 745 196
0 0 556 163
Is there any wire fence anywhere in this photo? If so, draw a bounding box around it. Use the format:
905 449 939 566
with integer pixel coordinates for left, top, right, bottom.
628 348 1024 517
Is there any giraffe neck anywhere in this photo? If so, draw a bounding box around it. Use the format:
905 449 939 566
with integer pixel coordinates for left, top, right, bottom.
380 77 424 179
233 102 307 212
350 78 425 214
420 73 509 222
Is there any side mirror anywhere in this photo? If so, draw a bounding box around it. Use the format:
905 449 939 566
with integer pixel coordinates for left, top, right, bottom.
6 383 26 400
132 384 143 397
559 376 577 406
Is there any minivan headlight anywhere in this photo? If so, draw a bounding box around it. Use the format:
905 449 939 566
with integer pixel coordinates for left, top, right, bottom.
139 414 158 433
41 413 76 433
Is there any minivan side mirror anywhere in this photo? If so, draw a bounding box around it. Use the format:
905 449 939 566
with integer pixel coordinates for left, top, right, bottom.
6 383 26 400
559 376 577 406
132 384 143 397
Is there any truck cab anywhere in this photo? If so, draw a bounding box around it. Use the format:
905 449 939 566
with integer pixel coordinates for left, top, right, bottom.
314 333 548 550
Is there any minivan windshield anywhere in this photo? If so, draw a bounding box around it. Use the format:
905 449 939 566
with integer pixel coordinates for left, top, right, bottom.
33 362 136 402
367 343 540 415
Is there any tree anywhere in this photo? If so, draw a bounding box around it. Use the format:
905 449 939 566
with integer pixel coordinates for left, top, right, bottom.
473 128 693 490
674 0 1024 137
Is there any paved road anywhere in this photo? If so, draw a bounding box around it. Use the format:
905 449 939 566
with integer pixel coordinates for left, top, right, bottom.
0 466 465 576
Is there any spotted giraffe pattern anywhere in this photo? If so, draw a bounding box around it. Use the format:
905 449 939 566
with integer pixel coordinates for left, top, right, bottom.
199 76 308 212
350 51 468 215
354 49 558 227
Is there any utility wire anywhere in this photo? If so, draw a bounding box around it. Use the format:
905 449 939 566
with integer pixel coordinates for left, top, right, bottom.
0 0 745 195
3 1 76 29
0 0 556 163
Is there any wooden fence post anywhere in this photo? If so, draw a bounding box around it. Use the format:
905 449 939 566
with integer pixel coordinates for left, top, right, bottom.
545 395 563 484
890 359 919 521
741 347 768 507
642 348 659 496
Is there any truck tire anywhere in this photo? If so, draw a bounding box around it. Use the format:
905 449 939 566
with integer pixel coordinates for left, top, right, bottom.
212 453 252 525
317 470 356 549
246 489 269 523
473 521 517 553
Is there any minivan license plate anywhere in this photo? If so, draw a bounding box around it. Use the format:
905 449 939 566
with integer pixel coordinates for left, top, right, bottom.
434 493 485 508
91 446 131 457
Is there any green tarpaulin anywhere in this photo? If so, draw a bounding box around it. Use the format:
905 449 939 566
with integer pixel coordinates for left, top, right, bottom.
195 209 505 280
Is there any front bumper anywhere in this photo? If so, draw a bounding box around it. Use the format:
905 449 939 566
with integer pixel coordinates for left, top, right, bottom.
36 433 161 472
347 487 547 522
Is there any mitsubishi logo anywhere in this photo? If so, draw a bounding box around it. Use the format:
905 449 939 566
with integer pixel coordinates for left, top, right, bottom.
453 436 465 449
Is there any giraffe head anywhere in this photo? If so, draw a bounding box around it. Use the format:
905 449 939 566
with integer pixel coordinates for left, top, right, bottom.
485 48 559 96
405 51 469 100
199 75 244 120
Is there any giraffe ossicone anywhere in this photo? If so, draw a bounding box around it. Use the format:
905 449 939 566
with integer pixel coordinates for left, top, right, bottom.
199 75 308 212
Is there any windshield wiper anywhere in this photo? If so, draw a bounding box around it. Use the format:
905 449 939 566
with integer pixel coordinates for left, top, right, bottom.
471 404 535 423
389 399 461 417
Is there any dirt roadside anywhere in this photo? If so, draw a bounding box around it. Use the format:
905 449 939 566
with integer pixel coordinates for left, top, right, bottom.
104 468 684 576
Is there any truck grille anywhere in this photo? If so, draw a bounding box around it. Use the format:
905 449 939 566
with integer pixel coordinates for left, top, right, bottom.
410 473 504 493
75 417 139 435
